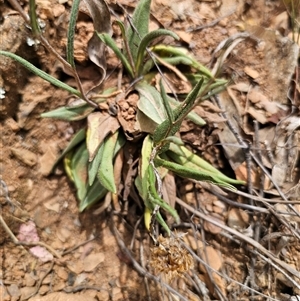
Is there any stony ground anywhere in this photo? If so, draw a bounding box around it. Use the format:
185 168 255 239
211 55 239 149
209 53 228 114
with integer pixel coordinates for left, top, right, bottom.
1 0 300 300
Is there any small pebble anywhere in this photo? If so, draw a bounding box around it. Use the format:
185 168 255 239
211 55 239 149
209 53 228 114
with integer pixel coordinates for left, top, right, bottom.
23 273 36 287
38 285 49 295
20 286 36 300
7 284 20 298
56 268 68 281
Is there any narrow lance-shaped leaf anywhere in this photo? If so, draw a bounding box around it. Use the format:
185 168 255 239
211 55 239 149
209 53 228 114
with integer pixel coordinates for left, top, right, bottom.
0 51 82 97
97 131 119 193
83 132 125 210
135 29 179 75
139 135 153 200
127 0 151 62
88 142 104 186
136 81 167 124
71 143 89 201
41 103 95 121
167 147 245 185
167 96 206 126
159 79 174 124
115 20 135 75
79 178 107 211
67 0 81 67
147 165 179 223
154 157 237 191
97 33 134 78
151 45 214 78
153 77 204 144
51 128 86 173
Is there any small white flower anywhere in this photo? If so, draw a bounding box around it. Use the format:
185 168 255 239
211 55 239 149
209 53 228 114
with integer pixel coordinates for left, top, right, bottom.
0 87 5 100
27 37 40 47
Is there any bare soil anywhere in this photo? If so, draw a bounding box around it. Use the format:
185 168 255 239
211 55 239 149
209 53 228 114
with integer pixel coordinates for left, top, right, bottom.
1 0 300 300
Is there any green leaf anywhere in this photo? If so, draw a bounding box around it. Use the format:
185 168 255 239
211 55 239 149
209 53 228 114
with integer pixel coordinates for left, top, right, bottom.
147 165 179 223
167 145 245 185
153 77 204 145
51 128 86 173
127 0 151 62
159 79 174 124
67 0 80 67
136 81 167 124
154 157 238 190
79 179 107 211
135 29 179 75
139 135 153 200
114 130 126 155
71 142 89 201
41 102 95 121
97 131 119 193
0 51 82 97
88 142 104 186
97 33 134 78
151 45 214 78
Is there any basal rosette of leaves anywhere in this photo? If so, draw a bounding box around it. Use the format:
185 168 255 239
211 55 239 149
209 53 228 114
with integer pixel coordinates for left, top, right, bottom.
0 0 245 235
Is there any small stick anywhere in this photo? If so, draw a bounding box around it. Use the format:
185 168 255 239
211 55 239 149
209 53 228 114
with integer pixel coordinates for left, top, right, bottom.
0 214 19 243
22 261 54 300
15 241 62 259
62 236 96 256
110 221 190 301
0 213 62 259
187 10 235 32
175 197 300 280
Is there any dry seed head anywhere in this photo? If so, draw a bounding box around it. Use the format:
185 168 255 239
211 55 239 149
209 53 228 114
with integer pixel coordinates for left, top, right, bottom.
150 234 194 280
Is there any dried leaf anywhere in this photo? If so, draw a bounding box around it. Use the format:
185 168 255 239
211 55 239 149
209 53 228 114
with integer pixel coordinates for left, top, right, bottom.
244 66 259 79
86 113 120 161
82 0 111 87
162 172 177 209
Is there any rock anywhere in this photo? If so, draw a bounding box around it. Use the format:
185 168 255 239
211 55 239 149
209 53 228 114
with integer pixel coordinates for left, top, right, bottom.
56 268 68 281
96 290 110 301
199 246 223 272
67 260 84 274
203 214 225 234
38 285 49 295
23 273 36 287
5 118 20 132
83 253 105 272
227 208 249 229
20 286 36 300
7 284 20 298
43 200 60 213
29 292 97 301
10 147 37 167
0 285 10 301
39 143 59 176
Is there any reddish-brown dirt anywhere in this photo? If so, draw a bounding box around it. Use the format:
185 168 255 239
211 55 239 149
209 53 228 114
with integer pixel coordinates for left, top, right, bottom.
1 0 300 300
